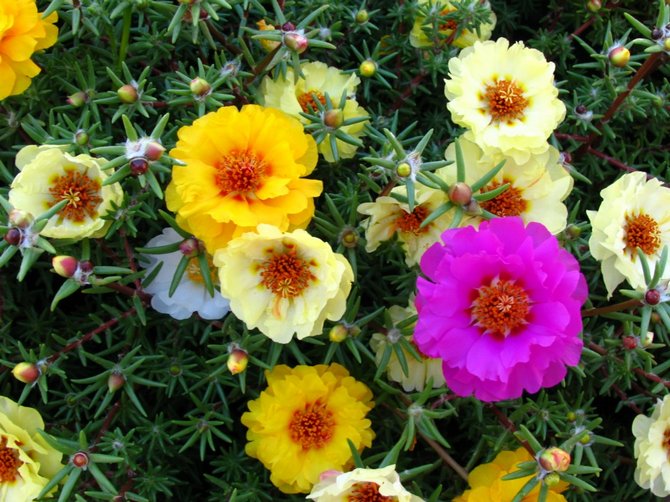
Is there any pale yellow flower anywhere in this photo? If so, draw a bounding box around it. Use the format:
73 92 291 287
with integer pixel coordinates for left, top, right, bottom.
444 38 566 163
307 465 424 501
587 172 670 297
9 146 124 240
213 224 354 343
633 395 670 497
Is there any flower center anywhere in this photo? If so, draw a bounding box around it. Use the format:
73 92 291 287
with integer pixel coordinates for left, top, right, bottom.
438 8 458 32
663 427 670 458
259 245 316 299
215 150 267 196
348 482 395 502
624 212 661 256
48 169 102 222
297 89 326 113
484 79 528 123
288 400 335 450
395 205 430 235
470 278 530 337
185 256 217 285
480 181 527 217
0 438 22 484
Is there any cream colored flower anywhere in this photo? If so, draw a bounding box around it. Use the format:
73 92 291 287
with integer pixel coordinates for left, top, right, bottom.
307 465 424 501
587 172 670 297
633 394 670 497
438 137 572 234
444 38 566 163
213 224 354 343
9 145 124 240
358 185 452 266
0 396 63 501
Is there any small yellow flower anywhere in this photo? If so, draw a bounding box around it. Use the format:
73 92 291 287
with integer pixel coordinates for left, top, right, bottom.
241 364 374 494
454 447 568 502
444 38 566 163
358 185 452 266
409 0 495 50
0 0 58 100
307 465 424 501
9 145 123 240
0 396 63 501
587 171 670 297
255 20 280 52
214 224 354 343
633 394 670 497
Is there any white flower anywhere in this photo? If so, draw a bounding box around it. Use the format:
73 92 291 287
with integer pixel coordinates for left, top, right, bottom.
633 395 670 497
140 228 230 320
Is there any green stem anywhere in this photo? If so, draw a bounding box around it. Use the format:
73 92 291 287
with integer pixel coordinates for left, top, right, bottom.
118 8 132 66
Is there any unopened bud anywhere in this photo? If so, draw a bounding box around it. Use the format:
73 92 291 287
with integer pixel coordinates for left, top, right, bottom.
281 22 295 31
396 162 412 178
565 224 582 239
8 209 33 228
284 31 309 54
544 472 561 488
339 228 359 249
108 372 126 392
608 46 630 67
355 9 369 23
664 38 670 52
189 77 211 97
78 260 94 273
622 335 638 350
651 28 663 40
579 433 592 445
586 0 601 12
575 104 587 115
117 84 139 104
448 182 473 205
3 228 21 246
144 141 165 162
71 451 89 469
464 198 482 216
12 362 40 384
129 158 149 176
67 91 88 107
323 109 344 128
227 349 248 375
179 238 200 257
74 129 89 146
566 411 577 422
53 256 79 278
642 331 654 347
645 289 662 305
359 60 377 78
538 447 571 472
329 325 349 343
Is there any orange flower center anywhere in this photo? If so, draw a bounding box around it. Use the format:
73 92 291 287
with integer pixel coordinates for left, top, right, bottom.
484 79 528 123
0 438 22 483
288 400 335 450
480 181 527 217
297 90 326 113
663 427 670 458
259 245 316 299
215 150 267 196
348 482 395 501
438 8 458 32
48 170 102 222
625 212 661 256
471 278 530 337
185 256 217 285
395 205 430 235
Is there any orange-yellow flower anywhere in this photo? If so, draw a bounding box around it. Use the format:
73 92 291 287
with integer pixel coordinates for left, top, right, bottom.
166 105 322 251
0 0 58 100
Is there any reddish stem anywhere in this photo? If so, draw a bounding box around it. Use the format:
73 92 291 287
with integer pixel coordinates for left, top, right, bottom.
581 298 642 317
486 404 535 457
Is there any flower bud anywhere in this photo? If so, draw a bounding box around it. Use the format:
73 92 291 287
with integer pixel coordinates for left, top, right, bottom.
645 288 662 305
586 0 601 12
8 209 33 228
544 472 561 488
108 372 126 392
3 228 21 246
129 158 149 176
179 238 200 257
396 162 412 178
564 224 582 239
189 77 211 97
323 109 344 128
281 22 295 31
538 447 571 473
448 182 473 205
464 199 482 216
117 84 139 104
71 451 89 469
329 324 349 343
642 331 654 347
355 9 369 23
53 256 79 278
651 28 663 40
579 433 592 445
664 38 670 52
339 228 359 249
79 260 94 273
622 336 638 350
608 46 630 67
144 141 166 162
12 362 40 384
227 349 249 375
74 129 89 146
67 91 88 107
359 60 377 78
566 411 577 422
283 31 309 54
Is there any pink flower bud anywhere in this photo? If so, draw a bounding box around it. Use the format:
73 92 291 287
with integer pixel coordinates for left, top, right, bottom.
53 256 80 278
8 209 33 228
538 447 571 472
448 182 473 205
67 91 88 107
108 372 126 392
608 46 630 67
12 362 40 384
227 349 249 375
179 238 201 257
283 31 309 54
144 141 166 162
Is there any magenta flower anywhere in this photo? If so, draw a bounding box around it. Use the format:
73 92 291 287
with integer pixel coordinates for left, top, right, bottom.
414 217 587 402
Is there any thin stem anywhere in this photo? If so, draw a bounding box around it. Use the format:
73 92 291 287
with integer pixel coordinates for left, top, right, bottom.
581 298 641 317
487 404 535 457
417 429 469 481
118 9 132 66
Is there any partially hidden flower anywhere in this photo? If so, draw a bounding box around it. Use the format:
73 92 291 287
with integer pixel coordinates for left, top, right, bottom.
140 228 230 321
214 224 354 344
633 394 670 497
414 217 587 402
409 0 495 49
259 61 368 162
454 447 568 502
0 396 63 501
370 302 445 392
438 137 573 235
241 364 374 494
358 185 453 266
307 465 424 501
587 171 670 297
166 104 322 251
0 0 58 100
9 145 123 240
444 38 566 163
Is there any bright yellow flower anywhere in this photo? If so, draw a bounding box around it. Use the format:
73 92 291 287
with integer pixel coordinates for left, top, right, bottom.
0 0 58 100
9 145 124 240
214 224 354 343
438 137 572 234
454 448 568 502
259 61 368 162
587 171 670 297
241 364 374 494
633 394 670 497
358 185 453 266
409 0 495 49
0 396 63 501
255 20 280 52
444 38 566 164
166 105 322 251
307 465 424 501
